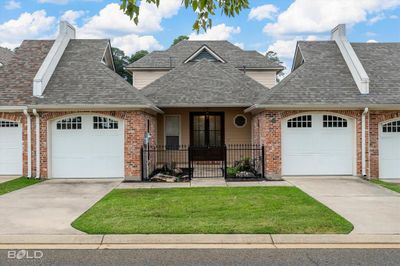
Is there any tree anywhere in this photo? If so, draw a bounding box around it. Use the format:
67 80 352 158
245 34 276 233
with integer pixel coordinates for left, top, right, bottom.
120 0 249 31
266 51 286 82
172 35 189 46
112 48 149 84
112 47 130 82
129 50 149 63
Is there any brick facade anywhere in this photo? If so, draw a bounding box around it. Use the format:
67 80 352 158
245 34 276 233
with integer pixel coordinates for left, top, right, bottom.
36 111 156 179
369 111 400 178
2 109 400 180
252 110 365 179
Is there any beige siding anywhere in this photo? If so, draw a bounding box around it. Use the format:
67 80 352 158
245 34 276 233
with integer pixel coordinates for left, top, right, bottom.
245 70 276 88
132 70 169 89
157 108 252 146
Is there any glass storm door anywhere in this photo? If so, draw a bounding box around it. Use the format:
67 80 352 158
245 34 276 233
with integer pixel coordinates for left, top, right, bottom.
190 112 224 160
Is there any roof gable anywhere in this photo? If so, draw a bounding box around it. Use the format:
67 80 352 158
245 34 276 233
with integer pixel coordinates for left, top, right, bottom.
184 45 225 63
127 40 284 70
141 59 269 107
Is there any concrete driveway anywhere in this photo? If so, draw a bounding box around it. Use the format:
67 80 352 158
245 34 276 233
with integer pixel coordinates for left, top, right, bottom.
285 176 400 235
0 179 121 235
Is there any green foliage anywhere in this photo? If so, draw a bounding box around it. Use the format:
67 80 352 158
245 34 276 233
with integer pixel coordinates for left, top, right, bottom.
72 187 353 234
172 35 189 46
266 50 286 81
112 48 148 84
129 50 149 62
120 0 249 31
371 180 400 193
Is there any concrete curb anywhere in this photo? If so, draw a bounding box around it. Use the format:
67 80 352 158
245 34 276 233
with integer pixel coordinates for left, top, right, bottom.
1 234 400 249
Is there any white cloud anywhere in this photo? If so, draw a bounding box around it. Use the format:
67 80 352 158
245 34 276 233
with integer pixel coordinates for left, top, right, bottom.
61 10 85 25
189 24 240 40
112 34 163 55
367 39 378 43
263 0 400 36
5 0 21 10
0 10 56 49
38 0 69 4
267 35 321 59
248 4 278 21
234 42 244 49
368 13 386 25
77 1 181 38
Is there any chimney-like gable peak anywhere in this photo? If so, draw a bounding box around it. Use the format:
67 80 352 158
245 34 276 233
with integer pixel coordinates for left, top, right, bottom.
331 24 369 94
33 21 76 97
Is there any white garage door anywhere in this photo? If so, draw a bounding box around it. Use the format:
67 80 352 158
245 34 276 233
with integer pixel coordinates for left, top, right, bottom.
51 115 124 178
282 114 354 175
379 120 400 179
0 120 22 175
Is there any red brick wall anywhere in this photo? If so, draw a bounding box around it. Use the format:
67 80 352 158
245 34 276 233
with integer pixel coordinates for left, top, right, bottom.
36 111 156 179
0 112 28 176
252 110 364 178
369 111 400 178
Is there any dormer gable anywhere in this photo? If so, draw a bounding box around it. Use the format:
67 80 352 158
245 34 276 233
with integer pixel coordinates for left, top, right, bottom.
184 45 225 63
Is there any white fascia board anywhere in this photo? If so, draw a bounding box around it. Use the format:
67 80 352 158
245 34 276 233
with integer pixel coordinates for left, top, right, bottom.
33 21 76 97
0 106 27 112
29 104 163 113
331 24 370 94
184 45 226 63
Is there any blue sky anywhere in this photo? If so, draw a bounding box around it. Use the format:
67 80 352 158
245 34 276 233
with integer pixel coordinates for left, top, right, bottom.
1 0 399 70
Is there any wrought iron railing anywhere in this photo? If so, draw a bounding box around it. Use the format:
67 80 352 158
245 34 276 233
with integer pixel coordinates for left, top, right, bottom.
141 144 265 181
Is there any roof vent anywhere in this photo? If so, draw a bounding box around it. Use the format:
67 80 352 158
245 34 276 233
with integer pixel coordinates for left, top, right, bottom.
33 21 76 97
331 24 369 94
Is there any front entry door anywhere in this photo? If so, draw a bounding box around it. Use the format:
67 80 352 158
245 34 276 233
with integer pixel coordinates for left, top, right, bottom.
190 112 224 161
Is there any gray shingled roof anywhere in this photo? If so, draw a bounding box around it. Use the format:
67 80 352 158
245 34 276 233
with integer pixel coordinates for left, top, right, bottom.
35 39 156 108
254 41 400 106
0 40 54 106
0 47 14 66
127 40 283 69
142 59 270 107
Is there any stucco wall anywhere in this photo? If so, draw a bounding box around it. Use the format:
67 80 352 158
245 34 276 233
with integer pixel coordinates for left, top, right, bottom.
156 108 252 146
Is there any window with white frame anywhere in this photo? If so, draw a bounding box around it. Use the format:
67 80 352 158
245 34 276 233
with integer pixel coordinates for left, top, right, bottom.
93 116 118 129
287 115 312 128
0 120 18 127
382 120 400 133
165 115 180 150
56 117 82 130
323 115 348 128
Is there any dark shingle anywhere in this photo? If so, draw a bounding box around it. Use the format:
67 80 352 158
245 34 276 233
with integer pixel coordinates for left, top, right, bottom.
255 41 400 106
142 59 269 106
0 40 54 106
0 47 14 66
128 40 283 69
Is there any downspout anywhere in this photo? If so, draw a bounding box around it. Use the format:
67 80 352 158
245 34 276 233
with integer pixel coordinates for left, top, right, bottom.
23 109 32 178
32 109 40 179
361 107 369 177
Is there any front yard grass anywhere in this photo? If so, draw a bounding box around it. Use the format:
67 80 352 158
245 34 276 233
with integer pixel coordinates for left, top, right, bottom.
371 180 400 193
72 187 353 234
0 177 41 196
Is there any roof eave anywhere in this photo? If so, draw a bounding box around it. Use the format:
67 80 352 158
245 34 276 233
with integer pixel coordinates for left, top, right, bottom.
28 104 163 114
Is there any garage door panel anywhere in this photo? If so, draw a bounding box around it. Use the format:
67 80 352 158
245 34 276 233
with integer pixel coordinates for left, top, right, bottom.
282 114 354 176
0 122 22 175
51 115 124 178
380 121 400 179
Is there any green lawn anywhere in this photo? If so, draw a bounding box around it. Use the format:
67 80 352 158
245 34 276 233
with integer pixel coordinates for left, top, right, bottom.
72 187 353 234
371 180 400 193
0 177 41 196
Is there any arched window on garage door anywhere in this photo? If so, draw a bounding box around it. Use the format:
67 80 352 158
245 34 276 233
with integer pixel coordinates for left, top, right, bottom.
382 120 400 133
322 115 348 128
56 116 82 130
287 115 312 128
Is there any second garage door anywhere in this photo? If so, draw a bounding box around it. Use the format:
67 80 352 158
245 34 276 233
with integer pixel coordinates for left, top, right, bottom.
0 120 22 175
282 114 354 175
379 120 400 179
51 115 124 178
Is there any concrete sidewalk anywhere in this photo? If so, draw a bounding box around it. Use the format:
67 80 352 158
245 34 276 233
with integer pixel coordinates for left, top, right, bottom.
118 179 292 189
0 234 400 249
